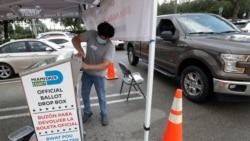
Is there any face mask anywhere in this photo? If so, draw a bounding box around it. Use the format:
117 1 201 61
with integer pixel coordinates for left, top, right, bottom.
96 36 107 44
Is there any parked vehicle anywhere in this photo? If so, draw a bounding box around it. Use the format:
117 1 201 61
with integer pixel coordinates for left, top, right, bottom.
233 19 250 33
112 40 124 50
124 13 250 102
0 39 73 79
45 36 86 53
36 31 75 39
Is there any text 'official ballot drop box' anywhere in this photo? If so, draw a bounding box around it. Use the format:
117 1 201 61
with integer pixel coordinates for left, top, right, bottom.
19 53 84 141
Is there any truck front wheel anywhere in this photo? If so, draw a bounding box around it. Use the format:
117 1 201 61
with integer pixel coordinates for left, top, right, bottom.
127 47 139 65
180 66 211 102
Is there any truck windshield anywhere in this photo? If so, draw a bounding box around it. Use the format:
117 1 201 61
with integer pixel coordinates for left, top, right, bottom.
176 14 240 35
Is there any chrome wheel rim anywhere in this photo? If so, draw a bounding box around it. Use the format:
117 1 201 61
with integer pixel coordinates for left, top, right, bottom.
183 72 203 96
0 65 11 79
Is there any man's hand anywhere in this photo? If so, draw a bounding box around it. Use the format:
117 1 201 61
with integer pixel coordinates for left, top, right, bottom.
72 35 85 57
76 51 85 58
81 59 110 71
82 62 88 70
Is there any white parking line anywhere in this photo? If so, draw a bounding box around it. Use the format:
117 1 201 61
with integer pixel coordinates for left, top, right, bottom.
0 91 144 120
0 105 28 112
0 80 20 85
0 113 30 120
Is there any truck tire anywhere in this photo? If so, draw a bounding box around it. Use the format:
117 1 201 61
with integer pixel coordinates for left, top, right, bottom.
128 47 139 65
180 66 211 102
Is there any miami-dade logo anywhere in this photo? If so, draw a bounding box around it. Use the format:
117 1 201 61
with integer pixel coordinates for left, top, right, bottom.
31 70 63 87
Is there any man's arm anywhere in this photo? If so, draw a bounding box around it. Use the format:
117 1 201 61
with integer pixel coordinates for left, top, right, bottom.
82 59 110 71
72 35 85 57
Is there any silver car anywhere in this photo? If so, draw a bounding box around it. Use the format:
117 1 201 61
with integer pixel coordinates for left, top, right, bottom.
36 31 75 39
0 38 74 79
233 20 250 33
45 36 86 51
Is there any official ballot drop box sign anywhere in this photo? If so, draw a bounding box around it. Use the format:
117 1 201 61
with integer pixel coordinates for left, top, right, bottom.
20 54 83 141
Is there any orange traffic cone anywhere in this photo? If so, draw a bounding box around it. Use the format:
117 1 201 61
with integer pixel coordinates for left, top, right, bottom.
162 89 183 141
105 62 118 80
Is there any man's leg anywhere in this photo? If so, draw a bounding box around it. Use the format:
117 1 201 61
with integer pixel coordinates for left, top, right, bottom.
93 75 108 126
81 72 93 122
93 75 107 115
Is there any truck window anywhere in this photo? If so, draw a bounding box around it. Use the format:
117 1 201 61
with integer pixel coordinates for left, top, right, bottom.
157 19 176 36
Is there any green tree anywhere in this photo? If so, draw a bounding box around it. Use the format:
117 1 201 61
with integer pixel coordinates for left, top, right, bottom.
158 3 175 15
158 0 250 20
231 0 241 21
52 18 84 32
233 0 250 19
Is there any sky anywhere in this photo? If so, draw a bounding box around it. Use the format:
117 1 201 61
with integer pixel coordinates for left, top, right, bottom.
159 0 164 5
40 19 64 30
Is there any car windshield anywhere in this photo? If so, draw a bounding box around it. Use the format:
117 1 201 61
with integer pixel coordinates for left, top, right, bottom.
176 14 240 35
39 39 62 49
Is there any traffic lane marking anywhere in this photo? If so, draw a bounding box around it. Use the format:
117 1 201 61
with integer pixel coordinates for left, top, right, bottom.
0 91 144 120
0 78 20 84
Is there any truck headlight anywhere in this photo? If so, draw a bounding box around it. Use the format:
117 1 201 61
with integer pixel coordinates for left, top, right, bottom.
220 54 248 73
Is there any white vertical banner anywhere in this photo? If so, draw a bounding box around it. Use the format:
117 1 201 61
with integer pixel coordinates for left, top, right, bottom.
83 0 154 41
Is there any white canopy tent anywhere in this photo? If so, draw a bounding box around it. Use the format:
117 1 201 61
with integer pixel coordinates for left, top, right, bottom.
0 0 94 20
0 0 158 140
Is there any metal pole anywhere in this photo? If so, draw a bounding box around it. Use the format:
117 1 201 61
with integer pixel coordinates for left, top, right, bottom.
174 0 177 13
32 19 37 38
143 0 158 140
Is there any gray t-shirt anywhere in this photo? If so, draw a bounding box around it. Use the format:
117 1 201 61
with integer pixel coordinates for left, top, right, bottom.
80 30 115 77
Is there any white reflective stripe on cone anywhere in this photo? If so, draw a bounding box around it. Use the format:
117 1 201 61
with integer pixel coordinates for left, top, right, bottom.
171 98 182 111
168 112 182 124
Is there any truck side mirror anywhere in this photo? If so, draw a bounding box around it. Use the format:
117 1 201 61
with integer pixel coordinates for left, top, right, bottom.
160 31 177 42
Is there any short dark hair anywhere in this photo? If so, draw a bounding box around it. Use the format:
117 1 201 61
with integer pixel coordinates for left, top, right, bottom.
97 22 115 38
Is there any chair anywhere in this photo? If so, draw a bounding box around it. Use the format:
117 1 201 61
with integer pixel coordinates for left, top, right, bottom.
118 61 146 101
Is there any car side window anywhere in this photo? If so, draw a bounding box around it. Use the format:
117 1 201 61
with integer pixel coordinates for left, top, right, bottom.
0 45 10 53
0 42 27 53
29 41 50 52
